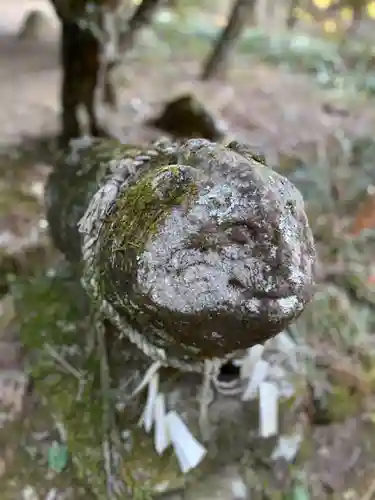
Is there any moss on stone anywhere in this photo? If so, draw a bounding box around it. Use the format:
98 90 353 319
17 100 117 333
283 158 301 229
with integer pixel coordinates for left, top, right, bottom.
107 164 197 252
46 139 167 264
97 164 198 307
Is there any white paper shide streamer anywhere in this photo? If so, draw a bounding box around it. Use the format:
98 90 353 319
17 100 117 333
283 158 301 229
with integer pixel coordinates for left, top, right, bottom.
137 370 207 474
135 331 306 473
259 382 279 438
238 332 307 458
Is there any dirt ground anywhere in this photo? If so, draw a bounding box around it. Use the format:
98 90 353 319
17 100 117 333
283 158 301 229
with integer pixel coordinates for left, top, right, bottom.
2 1 375 499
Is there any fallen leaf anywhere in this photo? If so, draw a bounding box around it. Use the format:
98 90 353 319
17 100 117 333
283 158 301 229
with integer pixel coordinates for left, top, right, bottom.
351 192 375 235
292 485 310 500
48 441 68 473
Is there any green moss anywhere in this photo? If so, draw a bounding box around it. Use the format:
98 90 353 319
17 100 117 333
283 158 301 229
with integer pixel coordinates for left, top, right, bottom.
97 164 198 306
112 165 196 248
13 265 188 498
48 140 160 264
13 266 108 495
326 386 363 421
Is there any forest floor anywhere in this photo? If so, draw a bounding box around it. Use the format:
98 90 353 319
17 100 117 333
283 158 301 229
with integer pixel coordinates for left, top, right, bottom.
2 1 375 499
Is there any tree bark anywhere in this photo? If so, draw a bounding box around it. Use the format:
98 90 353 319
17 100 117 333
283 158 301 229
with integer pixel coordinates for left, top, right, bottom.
49 0 170 145
45 137 316 368
200 0 257 81
118 0 163 53
286 0 300 30
50 1 120 146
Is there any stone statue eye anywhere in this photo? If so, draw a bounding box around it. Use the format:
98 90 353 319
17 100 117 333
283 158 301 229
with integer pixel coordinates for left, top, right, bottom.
228 221 259 244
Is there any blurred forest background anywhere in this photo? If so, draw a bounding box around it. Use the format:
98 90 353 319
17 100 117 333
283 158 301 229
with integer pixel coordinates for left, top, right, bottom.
3 0 375 499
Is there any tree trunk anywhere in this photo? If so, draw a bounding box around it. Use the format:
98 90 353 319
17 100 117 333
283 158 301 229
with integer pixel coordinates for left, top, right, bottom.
50 1 120 146
200 0 257 81
45 137 316 368
118 0 163 53
286 0 300 30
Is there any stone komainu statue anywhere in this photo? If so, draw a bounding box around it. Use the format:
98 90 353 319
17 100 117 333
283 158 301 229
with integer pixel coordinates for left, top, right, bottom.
46 137 316 369
44 137 317 495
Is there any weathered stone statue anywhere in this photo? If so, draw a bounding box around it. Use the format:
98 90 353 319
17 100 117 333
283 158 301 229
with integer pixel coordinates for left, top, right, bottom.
38 137 316 498
46 136 315 365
